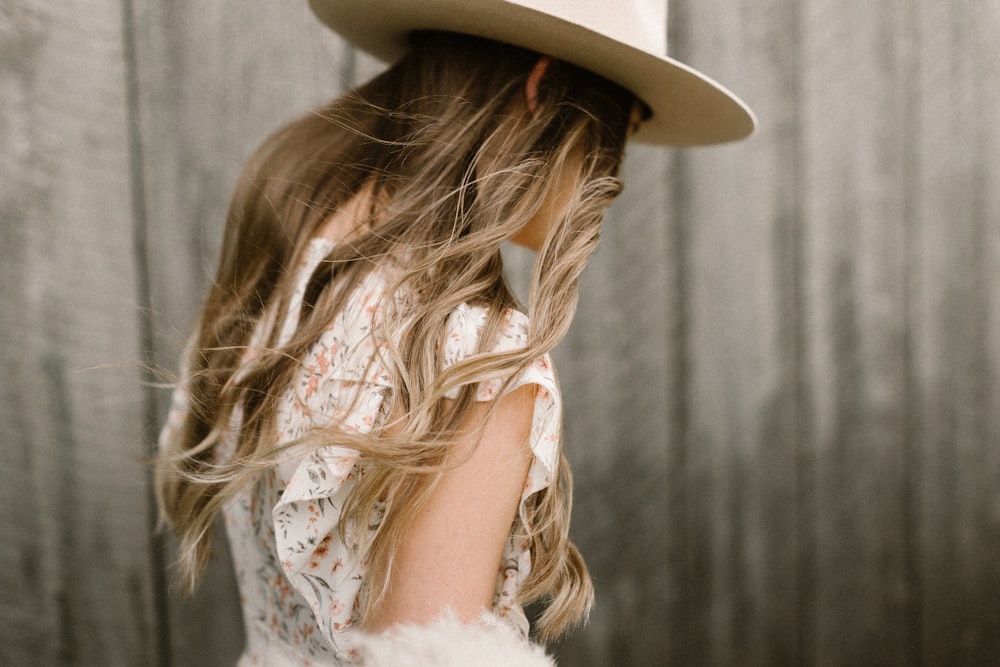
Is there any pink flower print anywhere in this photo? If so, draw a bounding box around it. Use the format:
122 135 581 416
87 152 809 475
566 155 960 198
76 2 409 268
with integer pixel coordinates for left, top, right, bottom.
305 373 320 399
274 573 293 599
316 348 331 376
332 618 354 632
329 599 346 617
329 458 354 483
479 381 498 400
309 534 333 570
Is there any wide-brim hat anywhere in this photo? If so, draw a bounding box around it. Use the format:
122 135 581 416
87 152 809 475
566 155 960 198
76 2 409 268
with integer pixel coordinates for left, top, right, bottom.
308 0 756 145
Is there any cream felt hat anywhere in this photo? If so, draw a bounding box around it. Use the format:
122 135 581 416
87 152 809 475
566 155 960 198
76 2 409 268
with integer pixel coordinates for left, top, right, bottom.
308 0 755 145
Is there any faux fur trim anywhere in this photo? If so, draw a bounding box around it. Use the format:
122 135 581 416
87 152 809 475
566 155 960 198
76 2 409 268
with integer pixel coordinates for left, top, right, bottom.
354 613 556 666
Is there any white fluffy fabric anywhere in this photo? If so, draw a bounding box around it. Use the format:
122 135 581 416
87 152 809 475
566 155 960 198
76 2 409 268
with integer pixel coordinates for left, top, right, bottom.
354 614 556 666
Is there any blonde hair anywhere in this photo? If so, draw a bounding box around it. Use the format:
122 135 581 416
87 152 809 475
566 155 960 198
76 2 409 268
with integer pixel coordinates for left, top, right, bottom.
157 31 636 641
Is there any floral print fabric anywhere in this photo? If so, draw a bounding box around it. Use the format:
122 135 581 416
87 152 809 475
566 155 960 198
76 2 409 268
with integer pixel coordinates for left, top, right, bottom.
160 238 562 665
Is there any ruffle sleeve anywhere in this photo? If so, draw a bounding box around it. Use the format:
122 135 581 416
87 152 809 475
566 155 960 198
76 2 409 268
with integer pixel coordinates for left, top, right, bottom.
440 303 561 517
439 304 562 633
268 276 394 653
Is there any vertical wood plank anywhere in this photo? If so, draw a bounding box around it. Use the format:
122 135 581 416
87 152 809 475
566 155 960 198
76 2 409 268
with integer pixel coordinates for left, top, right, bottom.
0 1 157 665
798 0 918 663
912 1 1000 663
671 0 812 663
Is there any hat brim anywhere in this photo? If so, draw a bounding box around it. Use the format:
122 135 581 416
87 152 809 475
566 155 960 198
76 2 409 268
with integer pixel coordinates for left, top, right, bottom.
309 0 756 145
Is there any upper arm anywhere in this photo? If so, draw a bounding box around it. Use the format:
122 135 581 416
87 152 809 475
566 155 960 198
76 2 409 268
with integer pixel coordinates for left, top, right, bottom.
364 384 536 631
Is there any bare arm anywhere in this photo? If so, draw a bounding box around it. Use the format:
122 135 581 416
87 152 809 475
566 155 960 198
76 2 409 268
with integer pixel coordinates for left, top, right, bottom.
364 384 536 630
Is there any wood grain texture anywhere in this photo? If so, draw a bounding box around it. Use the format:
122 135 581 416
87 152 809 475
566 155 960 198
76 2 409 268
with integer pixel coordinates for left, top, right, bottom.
0 1 157 665
800 2 916 662
911 1 1000 663
3 0 999 664
669 0 810 662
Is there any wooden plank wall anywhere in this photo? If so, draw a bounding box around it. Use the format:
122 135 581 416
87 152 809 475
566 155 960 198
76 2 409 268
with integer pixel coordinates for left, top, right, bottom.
1 3 158 665
2 0 997 665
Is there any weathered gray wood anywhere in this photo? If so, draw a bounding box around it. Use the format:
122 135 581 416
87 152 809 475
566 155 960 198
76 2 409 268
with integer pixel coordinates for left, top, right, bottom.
912 1 1000 663
0 1 158 665
666 0 811 662
795 1 917 664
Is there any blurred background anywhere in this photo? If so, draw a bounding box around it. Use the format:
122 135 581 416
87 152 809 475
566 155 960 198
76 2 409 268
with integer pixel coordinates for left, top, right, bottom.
2 1 998 665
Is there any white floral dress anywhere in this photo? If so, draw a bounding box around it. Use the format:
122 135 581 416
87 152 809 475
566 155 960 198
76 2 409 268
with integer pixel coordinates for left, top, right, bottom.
159 238 563 665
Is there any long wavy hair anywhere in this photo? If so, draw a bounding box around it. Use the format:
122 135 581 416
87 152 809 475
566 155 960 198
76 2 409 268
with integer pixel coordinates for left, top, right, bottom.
156 31 637 641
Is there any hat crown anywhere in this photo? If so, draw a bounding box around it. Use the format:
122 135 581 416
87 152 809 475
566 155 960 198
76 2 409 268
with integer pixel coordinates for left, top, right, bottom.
308 0 755 144
507 0 667 56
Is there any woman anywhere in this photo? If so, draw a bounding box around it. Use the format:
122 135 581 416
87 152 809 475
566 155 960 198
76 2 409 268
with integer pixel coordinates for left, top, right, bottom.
157 1 754 664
